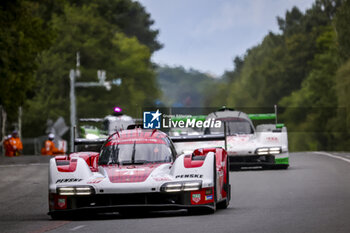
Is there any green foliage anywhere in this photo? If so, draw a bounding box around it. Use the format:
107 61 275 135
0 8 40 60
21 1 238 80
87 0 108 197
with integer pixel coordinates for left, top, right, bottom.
280 27 339 150
333 60 350 150
0 0 53 119
332 0 350 150
225 33 288 107
67 0 162 53
157 66 219 107
335 0 350 61
207 1 349 151
21 1 160 137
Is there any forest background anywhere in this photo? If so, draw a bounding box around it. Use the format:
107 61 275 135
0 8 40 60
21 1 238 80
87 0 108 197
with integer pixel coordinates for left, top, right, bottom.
1 0 349 151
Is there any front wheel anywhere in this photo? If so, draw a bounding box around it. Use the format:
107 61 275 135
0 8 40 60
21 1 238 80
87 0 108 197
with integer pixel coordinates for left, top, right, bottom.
50 212 72 220
274 164 289 170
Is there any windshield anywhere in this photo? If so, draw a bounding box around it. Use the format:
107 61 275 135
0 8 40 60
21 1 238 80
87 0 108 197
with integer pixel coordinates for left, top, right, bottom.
205 118 254 135
99 143 174 165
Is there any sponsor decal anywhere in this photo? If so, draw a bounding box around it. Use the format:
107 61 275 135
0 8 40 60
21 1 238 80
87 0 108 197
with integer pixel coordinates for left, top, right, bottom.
175 174 203 179
153 177 171 182
205 195 213 201
107 164 161 183
87 177 104 184
227 135 250 143
143 110 161 129
57 198 66 208
192 194 201 203
205 189 213 195
56 178 82 183
266 137 278 141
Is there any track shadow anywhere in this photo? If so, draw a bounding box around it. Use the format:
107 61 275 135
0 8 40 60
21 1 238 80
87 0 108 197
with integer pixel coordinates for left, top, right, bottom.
50 209 193 221
48 206 236 221
230 166 290 172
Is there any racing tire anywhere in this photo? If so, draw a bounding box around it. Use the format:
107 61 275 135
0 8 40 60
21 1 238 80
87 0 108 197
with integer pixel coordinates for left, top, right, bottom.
50 212 72 220
50 213 62 220
217 197 229 209
273 164 289 170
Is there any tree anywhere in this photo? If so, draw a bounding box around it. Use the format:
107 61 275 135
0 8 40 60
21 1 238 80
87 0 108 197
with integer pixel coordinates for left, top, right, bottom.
335 0 350 61
67 0 162 52
157 66 218 108
205 1 344 150
22 2 160 137
0 0 53 119
280 27 339 150
333 0 350 150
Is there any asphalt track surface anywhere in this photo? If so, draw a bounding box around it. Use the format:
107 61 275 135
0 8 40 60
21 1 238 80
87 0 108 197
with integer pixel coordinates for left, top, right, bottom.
1 152 350 233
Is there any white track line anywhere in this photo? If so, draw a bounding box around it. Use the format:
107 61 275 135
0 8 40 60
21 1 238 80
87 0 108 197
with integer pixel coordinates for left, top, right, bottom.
313 151 350 164
70 225 86 231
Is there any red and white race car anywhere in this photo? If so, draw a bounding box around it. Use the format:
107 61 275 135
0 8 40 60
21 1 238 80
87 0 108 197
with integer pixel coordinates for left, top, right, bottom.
48 128 230 219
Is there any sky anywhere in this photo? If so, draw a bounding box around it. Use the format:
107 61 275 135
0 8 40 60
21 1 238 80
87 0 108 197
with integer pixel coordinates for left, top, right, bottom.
137 0 315 77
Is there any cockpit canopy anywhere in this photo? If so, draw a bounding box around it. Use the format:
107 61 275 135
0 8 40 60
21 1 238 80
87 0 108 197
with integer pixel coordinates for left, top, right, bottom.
205 110 255 135
99 142 175 165
205 117 254 135
98 129 177 165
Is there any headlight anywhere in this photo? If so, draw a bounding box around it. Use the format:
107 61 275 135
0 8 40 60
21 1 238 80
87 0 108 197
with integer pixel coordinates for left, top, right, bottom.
256 147 281 155
183 181 202 191
162 183 182 192
57 186 94 195
161 181 202 192
269 147 282 154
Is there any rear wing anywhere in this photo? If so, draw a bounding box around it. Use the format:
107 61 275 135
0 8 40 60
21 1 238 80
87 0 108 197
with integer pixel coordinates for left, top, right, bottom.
74 138 106 145
73 134 226 145
248 113 276 120
73 138 106 153
170 105 284 129
170 134 225 143
72 132 227 153
171 114 277 121
79 118 104 122
248 113 284 129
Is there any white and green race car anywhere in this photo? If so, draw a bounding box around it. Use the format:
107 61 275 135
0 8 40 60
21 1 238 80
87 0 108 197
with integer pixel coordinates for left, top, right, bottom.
173 108 289 169
80 114 136 139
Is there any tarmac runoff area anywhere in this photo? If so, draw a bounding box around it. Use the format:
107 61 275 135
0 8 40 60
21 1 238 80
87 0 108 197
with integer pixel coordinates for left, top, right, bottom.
0 155 51 167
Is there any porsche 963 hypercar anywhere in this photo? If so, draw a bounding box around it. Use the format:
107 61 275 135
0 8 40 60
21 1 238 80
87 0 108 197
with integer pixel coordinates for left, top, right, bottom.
48 128 230 219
